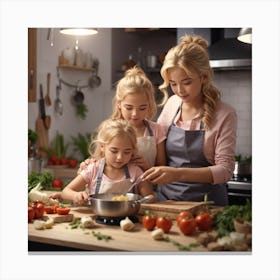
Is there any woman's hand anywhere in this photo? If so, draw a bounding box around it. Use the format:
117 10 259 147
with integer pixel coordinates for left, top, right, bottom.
130 154 151 171
142 166 178 185
77 158 95 174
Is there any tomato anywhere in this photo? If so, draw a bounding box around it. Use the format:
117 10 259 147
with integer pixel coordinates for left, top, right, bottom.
52 179 63 189
176 211 193 225
49 155 60 165
195 212 212 231
44 205 58 214
178 217 196 235
60 157 69 165
31 200 45 219
156 216 173 233
68 159 78 168
56 207 70 215
142 211 157 231
28 206 35 222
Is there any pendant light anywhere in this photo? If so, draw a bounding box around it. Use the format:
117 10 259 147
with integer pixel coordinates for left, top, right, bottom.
60 28 98 36
237 28 252 44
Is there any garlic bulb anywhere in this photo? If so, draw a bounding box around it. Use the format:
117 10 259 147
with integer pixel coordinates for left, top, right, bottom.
120 217 135 231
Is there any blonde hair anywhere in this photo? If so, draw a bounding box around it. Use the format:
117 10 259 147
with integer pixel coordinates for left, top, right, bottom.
88 119 137 159
111 66 157 120
159 34 221 130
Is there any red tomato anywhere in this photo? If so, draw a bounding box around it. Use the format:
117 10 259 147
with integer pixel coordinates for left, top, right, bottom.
178 217 196 235
28 206 35 222
142 211 157 231
56 207 70 215
195 212 212 231
52 179 63 189
49 155 60 165
31 200 45 219
176 211 193 225
68 159 78 168
44 205 58 214
60 157 69 165
156 216 173 233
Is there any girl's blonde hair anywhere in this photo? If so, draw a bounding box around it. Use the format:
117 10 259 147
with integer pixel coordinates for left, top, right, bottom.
111 66 157 120
159 34 221 130
88 119 137 159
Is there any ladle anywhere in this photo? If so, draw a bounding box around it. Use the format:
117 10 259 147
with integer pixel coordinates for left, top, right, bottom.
54 86 63 115
123 175 143 195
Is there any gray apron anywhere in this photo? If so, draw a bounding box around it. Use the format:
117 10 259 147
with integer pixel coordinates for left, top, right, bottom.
95 159 133 194
157 103 228 206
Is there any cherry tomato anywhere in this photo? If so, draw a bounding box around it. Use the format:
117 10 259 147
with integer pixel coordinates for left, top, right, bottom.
31 200 45 219
52 179 63 189
60 157 69 165
178 217 196 235
44 204 58 214
28 206 35 222
68 159 78 168
176 211 193 225
156 216 173 233
56 207 70 215
195 212 212 231
142 211 157 231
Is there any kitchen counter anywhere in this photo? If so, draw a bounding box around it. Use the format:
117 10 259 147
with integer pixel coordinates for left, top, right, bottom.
28 206 206 252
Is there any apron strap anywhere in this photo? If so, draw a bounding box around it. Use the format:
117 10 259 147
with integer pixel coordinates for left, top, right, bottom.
143 119 154 136
95 159 131 194
95 158 105 194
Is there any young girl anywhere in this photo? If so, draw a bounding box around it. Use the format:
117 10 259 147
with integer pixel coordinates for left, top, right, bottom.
61 119 155 205
110 66 166 171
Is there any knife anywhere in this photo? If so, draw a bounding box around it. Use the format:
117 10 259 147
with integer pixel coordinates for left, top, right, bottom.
39 84 47 129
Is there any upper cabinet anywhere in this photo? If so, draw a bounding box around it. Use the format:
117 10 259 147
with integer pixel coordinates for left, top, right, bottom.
111 28 177 88
28 28 37 102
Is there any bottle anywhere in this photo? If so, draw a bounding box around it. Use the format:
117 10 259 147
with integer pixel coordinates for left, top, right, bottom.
137 46 143 68
121 54 136 71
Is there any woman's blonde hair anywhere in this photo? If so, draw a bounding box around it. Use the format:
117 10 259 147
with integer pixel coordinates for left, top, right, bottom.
88 119 137 159
111 66 157 120
159 34 221 130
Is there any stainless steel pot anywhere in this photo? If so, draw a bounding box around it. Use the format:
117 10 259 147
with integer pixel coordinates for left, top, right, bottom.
88 193 153 217
233 161 251 178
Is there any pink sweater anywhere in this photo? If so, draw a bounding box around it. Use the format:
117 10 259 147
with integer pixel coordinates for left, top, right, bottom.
157 95 237 184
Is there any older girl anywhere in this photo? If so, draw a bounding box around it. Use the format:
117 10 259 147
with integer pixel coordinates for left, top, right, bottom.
111 66 166 171
62 119 155 205
142 34 237 206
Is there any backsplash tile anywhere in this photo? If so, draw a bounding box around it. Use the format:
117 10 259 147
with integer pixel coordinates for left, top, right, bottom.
213 70 252 157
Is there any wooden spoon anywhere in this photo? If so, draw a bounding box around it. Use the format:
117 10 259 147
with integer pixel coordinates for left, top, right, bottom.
45 73 51 106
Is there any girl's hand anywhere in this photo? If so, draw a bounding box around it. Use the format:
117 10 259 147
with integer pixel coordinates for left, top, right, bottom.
72 191 89 205
77 158 96 174
130 154 151 171
142 166 178 185
49 192 63 201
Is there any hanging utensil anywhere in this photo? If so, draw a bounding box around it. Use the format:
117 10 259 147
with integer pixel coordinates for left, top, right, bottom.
72 87 84 105
54 85 63 115
45 73 51 106
39 84 51 129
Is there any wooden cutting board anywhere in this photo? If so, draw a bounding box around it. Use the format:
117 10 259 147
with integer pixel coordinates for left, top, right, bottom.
139 200 209 219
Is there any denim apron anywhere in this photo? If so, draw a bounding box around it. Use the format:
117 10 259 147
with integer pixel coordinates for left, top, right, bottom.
95 159 133 194
157 104 228 206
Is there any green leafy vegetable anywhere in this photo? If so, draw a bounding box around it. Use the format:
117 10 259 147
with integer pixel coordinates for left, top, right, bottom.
28 172 53 192
92 231 112 241
214 200 252 237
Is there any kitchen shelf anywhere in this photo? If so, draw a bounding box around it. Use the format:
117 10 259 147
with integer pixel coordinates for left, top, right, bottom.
58 64 96 72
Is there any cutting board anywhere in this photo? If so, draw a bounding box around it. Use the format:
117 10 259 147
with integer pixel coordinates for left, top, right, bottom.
139 200 209 219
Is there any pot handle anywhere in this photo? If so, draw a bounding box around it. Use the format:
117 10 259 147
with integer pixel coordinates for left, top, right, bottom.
137 194 154 203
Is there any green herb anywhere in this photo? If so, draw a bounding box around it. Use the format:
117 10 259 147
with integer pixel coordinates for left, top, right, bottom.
162 236 199 251
76 103 88 120
28 129 38 145
69 219 81 229
70 132 92 161
214 200 252 237
28 171 53 192
92 231 112 241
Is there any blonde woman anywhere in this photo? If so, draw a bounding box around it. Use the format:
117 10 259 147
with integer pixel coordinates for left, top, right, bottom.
110 66 166 171
142 34 237 206
62 119 155 205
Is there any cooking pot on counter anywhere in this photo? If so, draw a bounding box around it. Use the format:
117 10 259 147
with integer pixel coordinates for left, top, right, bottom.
88 193 154 217
233 161 252 178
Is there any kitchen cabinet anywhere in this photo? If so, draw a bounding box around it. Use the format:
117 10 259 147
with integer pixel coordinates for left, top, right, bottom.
28 28 37 103
111 28 177 87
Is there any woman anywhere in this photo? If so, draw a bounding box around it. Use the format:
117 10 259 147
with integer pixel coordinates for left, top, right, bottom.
142 34 237 206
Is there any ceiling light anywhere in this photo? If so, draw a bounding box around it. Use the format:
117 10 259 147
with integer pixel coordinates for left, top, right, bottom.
60 28 98 36
237 28 252 44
